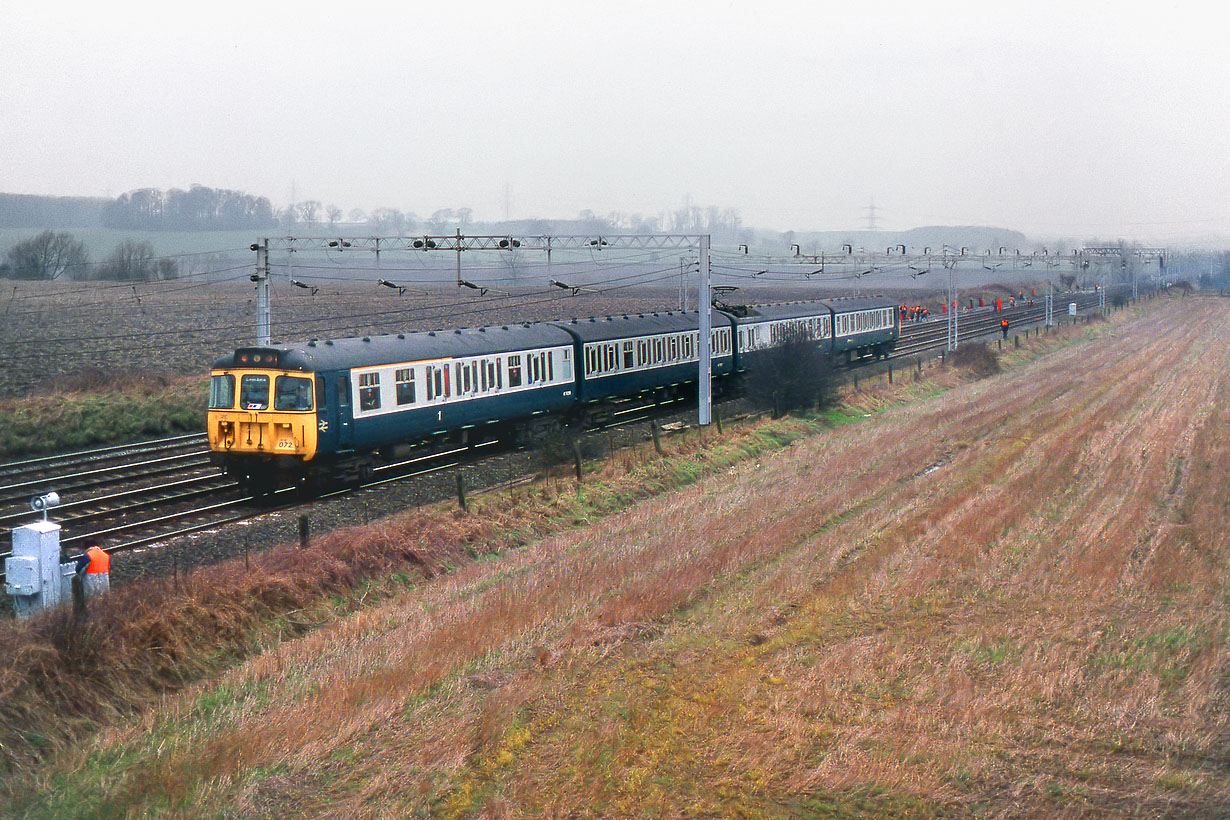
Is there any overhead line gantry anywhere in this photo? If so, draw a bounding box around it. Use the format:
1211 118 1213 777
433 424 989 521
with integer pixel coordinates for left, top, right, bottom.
250 234 716 425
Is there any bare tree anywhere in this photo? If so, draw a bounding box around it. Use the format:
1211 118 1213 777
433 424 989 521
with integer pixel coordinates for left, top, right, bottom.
297 200 322 228
98 240 161 281
369 207 406 235
428 208 456 232
744 327 838 417
326 205 343 227
3 230 89 280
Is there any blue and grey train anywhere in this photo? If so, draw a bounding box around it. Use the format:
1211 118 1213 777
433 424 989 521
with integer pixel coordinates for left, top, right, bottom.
207 297 898 487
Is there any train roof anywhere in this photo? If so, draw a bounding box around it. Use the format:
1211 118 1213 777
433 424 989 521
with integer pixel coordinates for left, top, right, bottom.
728 297 897 322
823 296 899 313
212 322 576 372
547 310 735 343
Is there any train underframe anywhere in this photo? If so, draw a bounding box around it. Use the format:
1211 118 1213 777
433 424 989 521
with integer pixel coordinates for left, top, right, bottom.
214 381 712 497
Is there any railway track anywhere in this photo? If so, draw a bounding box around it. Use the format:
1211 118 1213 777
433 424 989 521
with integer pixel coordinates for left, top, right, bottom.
0 392 697 578
891 290 1109 359
0 290 1118 578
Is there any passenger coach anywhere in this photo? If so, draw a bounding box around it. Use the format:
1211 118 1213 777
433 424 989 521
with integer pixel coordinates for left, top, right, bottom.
731 297 898 366
552 310 736 404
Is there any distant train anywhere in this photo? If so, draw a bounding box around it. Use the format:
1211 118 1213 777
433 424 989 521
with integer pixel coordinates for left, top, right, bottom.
207 297 899 489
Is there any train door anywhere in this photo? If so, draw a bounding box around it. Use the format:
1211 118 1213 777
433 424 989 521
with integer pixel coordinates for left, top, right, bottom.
313 373 340 456
336 371 355 450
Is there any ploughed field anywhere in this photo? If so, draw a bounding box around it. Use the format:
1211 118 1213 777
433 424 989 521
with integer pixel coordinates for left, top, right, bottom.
7 297 1229 818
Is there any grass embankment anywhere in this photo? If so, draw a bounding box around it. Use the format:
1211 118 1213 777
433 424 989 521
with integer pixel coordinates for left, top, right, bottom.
0 371 205 458
6 296 1228 818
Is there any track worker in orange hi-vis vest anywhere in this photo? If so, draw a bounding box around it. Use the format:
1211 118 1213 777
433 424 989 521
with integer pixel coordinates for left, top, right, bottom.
83 542 110 597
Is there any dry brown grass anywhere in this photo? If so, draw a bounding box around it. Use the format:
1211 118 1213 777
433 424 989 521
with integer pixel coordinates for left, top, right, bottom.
6 297 1230 819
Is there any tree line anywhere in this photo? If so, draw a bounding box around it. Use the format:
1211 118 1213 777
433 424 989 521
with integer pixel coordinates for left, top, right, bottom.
1 231 177 281
0 187 277 231
103 185 277 231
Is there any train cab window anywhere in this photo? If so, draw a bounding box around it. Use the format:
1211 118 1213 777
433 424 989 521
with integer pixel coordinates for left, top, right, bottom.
274 376 313 411
396 368 415 405
508 355 523 387
209 374 235 409
358 372 381 411
240 374 269 410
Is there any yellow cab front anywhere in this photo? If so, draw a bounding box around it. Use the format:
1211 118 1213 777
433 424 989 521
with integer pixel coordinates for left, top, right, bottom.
208 356 318 465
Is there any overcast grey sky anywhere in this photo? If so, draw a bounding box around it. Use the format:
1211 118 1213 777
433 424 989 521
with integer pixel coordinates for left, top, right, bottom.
3 0 1227 243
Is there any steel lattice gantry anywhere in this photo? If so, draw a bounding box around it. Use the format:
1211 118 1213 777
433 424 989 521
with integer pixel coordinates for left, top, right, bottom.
250 234 716 424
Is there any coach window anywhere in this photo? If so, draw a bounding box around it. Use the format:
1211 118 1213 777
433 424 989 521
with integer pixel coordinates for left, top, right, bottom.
426 366 448 400
396 368 415 405
456 362 473 395
508 355 523 387
547 351 555 381
623 340 634 369
209 374 235 409
240 374 269 410
358 372 381 411
274 376 313 411
338 375 350 408
315 376 327 410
